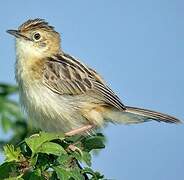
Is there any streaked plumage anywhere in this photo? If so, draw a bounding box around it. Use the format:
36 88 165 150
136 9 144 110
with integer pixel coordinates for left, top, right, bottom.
44 53 125 110
18 18 55 32
7 19 181 134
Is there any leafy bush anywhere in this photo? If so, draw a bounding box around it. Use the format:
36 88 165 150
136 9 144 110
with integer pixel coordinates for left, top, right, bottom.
0 83 106 179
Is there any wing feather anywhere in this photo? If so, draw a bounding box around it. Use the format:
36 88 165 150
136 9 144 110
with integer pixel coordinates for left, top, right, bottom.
43 53 125 110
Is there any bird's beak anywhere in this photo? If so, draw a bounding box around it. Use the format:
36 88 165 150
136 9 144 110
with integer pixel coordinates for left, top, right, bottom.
6 29 32 41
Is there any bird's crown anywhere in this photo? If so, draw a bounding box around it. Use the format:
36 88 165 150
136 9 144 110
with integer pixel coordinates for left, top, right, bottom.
18 18 55 32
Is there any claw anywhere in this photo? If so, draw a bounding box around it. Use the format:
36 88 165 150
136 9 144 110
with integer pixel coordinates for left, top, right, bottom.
67 144 83 155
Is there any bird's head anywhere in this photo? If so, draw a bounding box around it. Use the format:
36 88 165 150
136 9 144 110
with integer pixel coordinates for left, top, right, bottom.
7 18 61 58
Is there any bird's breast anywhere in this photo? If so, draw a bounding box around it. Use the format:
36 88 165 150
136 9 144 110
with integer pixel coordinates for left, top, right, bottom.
17 74 89 132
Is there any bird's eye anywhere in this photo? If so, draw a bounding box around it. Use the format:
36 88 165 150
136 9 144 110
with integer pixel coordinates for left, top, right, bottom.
33 33 41 41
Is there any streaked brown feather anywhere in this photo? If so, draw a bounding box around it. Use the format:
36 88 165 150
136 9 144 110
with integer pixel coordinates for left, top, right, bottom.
43 53 125 110
18 19 55 32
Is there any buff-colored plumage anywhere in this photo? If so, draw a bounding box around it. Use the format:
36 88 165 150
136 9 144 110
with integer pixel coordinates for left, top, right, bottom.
7 19 181 135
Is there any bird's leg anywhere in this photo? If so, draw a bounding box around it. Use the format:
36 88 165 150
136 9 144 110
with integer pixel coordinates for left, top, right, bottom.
65 125 94 152
65 124 94 136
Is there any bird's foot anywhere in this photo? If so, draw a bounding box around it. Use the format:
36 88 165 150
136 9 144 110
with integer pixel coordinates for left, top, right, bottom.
29 133 40 138
67 144 82 154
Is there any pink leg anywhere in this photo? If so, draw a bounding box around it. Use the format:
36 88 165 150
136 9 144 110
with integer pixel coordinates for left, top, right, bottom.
65 124 94 136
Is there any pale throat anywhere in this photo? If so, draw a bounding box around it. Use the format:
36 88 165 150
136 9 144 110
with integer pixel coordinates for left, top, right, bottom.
15 39 45 84
16 39 48 60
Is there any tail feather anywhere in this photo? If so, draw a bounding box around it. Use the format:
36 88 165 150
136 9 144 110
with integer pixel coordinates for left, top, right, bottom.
125 106 181 124
104 106 182 124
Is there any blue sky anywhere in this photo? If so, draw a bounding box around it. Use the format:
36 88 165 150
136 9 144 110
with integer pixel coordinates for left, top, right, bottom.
0 0 184 179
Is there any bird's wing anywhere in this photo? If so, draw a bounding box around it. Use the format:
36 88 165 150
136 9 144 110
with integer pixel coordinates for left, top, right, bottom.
43 53 125 110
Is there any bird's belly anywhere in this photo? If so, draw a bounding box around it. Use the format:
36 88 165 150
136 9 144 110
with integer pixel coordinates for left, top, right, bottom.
19 84 87 132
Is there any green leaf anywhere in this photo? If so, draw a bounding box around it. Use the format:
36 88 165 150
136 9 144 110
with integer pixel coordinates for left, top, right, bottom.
70 169 84 180
93 171 104 180
3 145 21 162
35 153 51 171
4 176 24 180
54 166 71 179
0 162 19 179
37 142 66 156
81 167 94 175
82 151 92 166
22 169 45 180
72 151 82 162
28 169 44 180
1 112 13 132
82 167 104 179
82 135 105 151
30 154 38 166
71 149 91 166
53 166 84 180
65 134 84 143
25 132 65 154
50 171 58 180
3 99 22 119
0 84 18 96
57 154 71 166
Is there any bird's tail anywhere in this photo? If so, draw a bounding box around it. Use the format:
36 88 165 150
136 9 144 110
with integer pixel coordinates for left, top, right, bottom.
104 106 181 124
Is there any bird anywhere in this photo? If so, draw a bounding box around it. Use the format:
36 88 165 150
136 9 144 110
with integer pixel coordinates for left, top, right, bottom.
7 18 181 136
